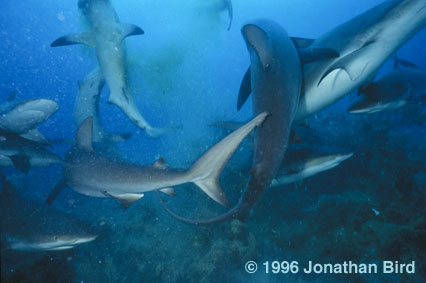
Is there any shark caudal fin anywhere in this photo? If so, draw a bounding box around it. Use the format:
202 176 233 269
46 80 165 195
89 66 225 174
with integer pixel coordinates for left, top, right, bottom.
187 112 268 207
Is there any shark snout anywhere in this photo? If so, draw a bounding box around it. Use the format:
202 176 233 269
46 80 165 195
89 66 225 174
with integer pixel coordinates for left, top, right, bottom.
242 23 272 71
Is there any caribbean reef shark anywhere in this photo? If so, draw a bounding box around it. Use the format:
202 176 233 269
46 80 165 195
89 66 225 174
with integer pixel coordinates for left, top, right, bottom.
160 20 317 224
349 57 426 114
0 172 97 251
0 129 62 173
51 0 168 137
294 0 426 122
0 96 58 145
45 113 268 208
270 149 353 187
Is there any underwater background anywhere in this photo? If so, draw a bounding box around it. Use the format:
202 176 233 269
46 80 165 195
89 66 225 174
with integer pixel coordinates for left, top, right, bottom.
1 0 425 282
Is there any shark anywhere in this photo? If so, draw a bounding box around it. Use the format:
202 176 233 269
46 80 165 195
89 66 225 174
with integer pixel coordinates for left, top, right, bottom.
51 0 168 137
0 129 62 173
45 112 268 208
293 0 426 122
159 20 327 224
0 172 97 251
270 149 353 187
349 57 426 114
75 68 132 143
0 96 58 145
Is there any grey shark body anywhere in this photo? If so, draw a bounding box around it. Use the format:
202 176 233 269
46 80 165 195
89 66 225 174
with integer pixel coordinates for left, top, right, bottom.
161 20 304 224
46 113 268 208
0 98 58 144
295 0 426 121
75 68 131 143
0 129 62 173
349 58 426 114
271 149 353 187
0 172 97 251
51 0 167 137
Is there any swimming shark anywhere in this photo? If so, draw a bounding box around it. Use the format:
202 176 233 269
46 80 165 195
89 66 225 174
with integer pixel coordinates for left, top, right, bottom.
75 68 131 143
51 0 167 137
45 112 268 208
0 129 62 173
160 20 308 224
349 58 426 114
0 172 97 251
293 0 426 122
270 149 353 187
0 97 58 144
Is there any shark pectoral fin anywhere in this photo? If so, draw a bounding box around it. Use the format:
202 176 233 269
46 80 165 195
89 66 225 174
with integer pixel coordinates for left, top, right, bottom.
76 117 94 152
103 192 144 208
45 179 68 205
7 91 15 102
394 58 423 70
189 112 269 207
318 41 375 86
291 37 315 49
51 32 95 48
237 67 251 111
153 158 169 170
120 23 144 39
9 155 30 174
298 47 340 65
160 187 176 197
21 129 50 146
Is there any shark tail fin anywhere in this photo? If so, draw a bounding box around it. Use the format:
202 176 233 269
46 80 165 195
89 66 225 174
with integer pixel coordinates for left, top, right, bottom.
187 112 269 207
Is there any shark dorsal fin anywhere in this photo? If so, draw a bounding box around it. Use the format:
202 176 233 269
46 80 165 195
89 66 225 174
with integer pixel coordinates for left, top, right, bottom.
76 117 94 152
153 158 169 170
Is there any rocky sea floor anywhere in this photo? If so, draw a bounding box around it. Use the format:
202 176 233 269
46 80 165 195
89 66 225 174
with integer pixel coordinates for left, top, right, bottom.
1 105 425 283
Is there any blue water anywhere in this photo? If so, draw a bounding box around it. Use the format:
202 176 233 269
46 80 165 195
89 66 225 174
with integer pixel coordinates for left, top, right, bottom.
1 0 425 282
